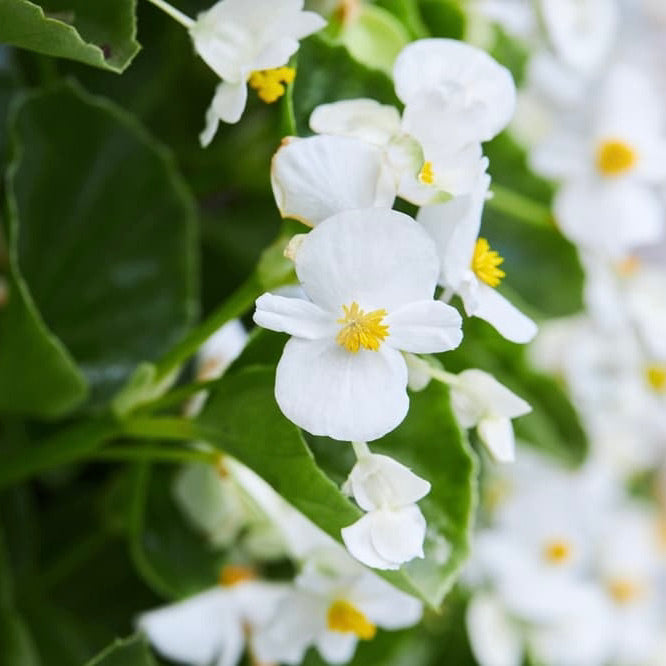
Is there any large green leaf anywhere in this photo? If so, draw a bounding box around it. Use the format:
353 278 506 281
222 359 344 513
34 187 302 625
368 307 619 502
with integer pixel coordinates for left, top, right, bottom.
197 366 477 608
85 636 156 666
291 35 400 136
2 80 198 411
0 0 139 73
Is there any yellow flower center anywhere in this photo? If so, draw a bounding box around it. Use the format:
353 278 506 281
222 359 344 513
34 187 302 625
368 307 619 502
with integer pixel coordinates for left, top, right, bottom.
542 539 573 565
607 578 644 605
615 255 641 276
596 139 636 176
645 363 666 393
218 564 256 587
418 160 435 185
327 600 376 639
336 302 389 353
248 66 296 103
471 238 505 287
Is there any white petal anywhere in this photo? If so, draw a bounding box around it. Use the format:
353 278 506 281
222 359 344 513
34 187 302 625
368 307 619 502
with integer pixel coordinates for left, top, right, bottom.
384 300 462 353
405 352 432 392
394 38 516 141
270 135 396 226
455 369 532 419
275 338 409 442
342 513 399 569
347 453 431 510
315 631 358 664
137 588 236 664
462 283 537 343
529 129 588 180
201 80 248 145
253 293 336 339
309 99 402 146
295 208 439 312
478 416 516 463
251 37 300 71
466 594 523 666
369 506 427 564
416 172 490 288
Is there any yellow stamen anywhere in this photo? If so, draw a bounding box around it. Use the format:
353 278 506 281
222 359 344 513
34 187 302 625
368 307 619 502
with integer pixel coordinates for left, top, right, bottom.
336 302 389 353
542 539 573 565
596 139 636 176
248 66 296 103
615 255 641 276
218 564 257 587
471 238 505 287
418 160 435 185
607 578 644 605
327 600 376 639
645 363 666 393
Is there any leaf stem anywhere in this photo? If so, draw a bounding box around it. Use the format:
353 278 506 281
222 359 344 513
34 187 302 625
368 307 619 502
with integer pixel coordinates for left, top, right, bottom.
487 184 553 227
144 0 195 29
91 445 218 466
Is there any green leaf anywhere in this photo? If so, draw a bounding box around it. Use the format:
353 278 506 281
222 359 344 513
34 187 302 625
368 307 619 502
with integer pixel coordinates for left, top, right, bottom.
441 317 588 466
291 35 400 136
197 366 478 608
85 635 156 666
0 608 41 666
0 0 140 73
128 464 225 600
418 0 465 39
3 80 199 409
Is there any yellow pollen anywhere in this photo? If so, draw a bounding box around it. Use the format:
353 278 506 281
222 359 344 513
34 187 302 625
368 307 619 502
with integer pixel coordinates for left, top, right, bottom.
615 255 641 276
418 160 435 185
336 302 389 353
471 238 505 287
542 539 573 565
596 139 636 176
607 578 644 605
327 600 376 639
646 364 666 393
218 564 257 587
248 66 296 103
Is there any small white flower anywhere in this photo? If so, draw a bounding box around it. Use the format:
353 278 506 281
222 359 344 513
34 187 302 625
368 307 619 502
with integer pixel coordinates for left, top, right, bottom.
340 452 431 570
450 370 531 462
253 547 422 664
253 208 463 441
189 0 325 145
138 578 288 666
416 174 538 343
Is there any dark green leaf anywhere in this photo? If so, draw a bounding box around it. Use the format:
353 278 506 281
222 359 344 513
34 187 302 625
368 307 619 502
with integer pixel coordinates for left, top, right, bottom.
0 0 139 73
85 635 156 666
418 0 465 39
0 608 41 666
291 35 400 136
4 80 199 409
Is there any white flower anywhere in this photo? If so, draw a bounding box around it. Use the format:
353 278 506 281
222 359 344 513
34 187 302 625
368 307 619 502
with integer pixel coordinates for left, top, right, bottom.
270 134 397 226
449 370 531 462
253 208 463 441
253 547 422 664
393 38 517 145
189 0 325 145
138 578 289 666
340 451 431 570
416 174 538 343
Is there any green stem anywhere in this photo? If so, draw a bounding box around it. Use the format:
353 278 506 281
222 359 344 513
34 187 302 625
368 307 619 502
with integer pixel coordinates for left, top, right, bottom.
487 184 552 227
91 445 218 465
154 274 263 383
144 0 195 29
136 377 220 414
351 441 371 459
121 416 205 441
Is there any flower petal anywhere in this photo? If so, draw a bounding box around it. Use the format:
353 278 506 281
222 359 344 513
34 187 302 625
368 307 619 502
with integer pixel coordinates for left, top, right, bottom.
275 337 409 441
384 300 462 352
201 80 248 146
478 416 516 463
341 513 400 570
271 135 396 226
369 506 427 564
295 208 439 312
315 631 359 665
455 369 532 419
254 293 336 339
462 283 538 343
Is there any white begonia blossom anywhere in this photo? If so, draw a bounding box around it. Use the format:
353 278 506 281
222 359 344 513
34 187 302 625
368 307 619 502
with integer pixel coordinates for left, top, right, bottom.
449 370 531 463
253 208 463 442
340 451 431 570
416 174 538 343
531 64 666 257
270 134 397 226
393 38 517 145
138 578 289 666
189 0 325 145
253 547 423 665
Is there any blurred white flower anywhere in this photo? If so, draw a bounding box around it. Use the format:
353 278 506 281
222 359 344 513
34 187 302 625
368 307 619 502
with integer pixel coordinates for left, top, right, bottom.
341 450 431 569
253 208 462 441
